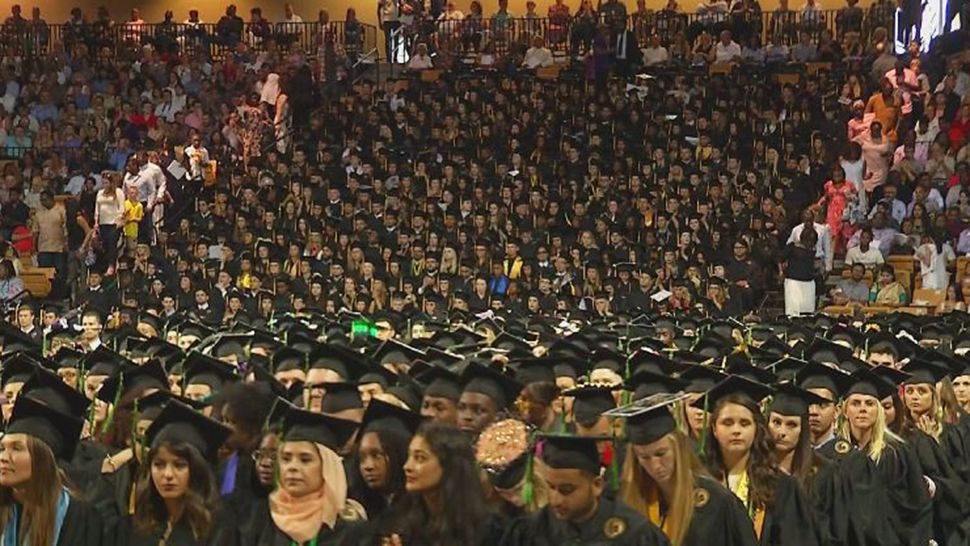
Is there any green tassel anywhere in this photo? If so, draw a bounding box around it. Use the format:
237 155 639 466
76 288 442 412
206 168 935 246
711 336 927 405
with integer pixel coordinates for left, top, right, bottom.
609 436 620 491
100 374 124 435
521 440 536 507
697 394 710 458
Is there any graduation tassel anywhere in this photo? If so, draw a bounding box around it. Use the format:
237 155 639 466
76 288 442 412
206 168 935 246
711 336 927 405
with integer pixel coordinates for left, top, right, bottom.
100 374 124 435
521 435 537 507
697 394 710 458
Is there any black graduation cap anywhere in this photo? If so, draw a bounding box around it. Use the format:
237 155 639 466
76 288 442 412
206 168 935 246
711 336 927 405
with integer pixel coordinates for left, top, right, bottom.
252 365 288 398
183 352 239 392
692 336 728 360
692 375 773 409
492 332 532 355
137 314 163 336
460 362 524 409
1 353 45 388
264 396 294 431
726 359 777 385
176 321 214 345
625 370 686 400
250 331 284 355
826 325 862 350
510 359 557 385
308 345 369 381
802 338 855 366
769 357 808 382
622 393 682 445
360 398 422 436
552 357 589 380
845 367 898 400
589 347 625 374
768 382 831 416
628 350 684 376
539 434 602 475
82 346 129 377
866 331 903 358
124 390 199 421
97 359 169 404
678 365 727 393
280 405 359 452
271 347 306 374
145 400 231 463
358 364 398 389
565 385 617 427
5 395 83 460
795 361 854 400
372 339 425 366
870 365 912 388
901 359 951 385
320 382 364 414
385 375 424 411
414 365 462 401
20 367 90 416
431 328 485 348
547 338 589 359
208 335 247 363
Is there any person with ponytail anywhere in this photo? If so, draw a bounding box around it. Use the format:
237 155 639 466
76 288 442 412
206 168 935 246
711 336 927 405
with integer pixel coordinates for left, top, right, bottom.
126 400 237 546
820 367 933 545
618 393 757 546
0 395 103 545
699 376 818 546
245 405 366 546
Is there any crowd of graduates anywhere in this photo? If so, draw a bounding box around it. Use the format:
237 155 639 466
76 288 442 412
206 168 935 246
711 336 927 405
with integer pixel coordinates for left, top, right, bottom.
1 308 970 544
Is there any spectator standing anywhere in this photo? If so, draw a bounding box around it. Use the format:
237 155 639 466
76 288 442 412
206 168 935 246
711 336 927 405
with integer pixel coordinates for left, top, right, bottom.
93 173 124 272
32 190 67 296
782 224 819 316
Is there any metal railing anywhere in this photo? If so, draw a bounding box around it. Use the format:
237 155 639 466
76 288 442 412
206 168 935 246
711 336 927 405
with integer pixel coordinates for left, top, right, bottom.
0 20 378 61
391 5 895 65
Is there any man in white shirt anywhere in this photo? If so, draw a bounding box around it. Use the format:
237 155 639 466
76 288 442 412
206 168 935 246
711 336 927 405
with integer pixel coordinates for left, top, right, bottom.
522 36 554 69
281 3 302 23
183 133 210 182
844 228 885 267
641 34 669 66
141 151 168 245
711 30 741 63
787 210 833 272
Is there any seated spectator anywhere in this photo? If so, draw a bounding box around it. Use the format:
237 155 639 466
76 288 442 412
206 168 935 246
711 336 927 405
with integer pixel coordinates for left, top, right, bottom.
791 31 818 63
741 36 765 65
0 259 23 303
641 34 669 66
710 30 741 64
407 43 434 70
763 34 790 64
845 228 885 266
522 36 554 69
869 264 908 304
832 263 871 304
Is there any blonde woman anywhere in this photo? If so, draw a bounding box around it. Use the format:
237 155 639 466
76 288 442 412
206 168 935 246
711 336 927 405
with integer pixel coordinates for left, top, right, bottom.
619 396 757 546
822 368 932 545
440 246 459 275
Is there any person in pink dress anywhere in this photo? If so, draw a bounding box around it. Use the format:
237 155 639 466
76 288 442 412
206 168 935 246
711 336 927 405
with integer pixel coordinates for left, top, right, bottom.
816 165 858 255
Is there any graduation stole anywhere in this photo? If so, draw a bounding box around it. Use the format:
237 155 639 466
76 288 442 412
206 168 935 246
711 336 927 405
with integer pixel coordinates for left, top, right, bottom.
646 486 671 536
725 471 766 538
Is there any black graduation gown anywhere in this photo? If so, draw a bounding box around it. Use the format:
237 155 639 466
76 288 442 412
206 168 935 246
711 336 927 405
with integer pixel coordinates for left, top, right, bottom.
758 474 818 546
89 458 139 546
219 450 259 522
820 438 933 546
648 476 757 546
120 506 240 546
56 497 105 546
904 428 970 546
500 497 670 546
64 439 108 490
242 499 363 546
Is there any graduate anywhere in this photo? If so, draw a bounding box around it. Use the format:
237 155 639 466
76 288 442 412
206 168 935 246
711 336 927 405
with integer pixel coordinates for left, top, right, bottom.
698 376 819 546
794 362 853 452
244 405 366 546
456 362 523 438
500 433 669 546
381 422 507 546
476 418 551 518
820 367 933 545
350 398 421 520
125 400 237 546
617 393 758 546
0 395 104 545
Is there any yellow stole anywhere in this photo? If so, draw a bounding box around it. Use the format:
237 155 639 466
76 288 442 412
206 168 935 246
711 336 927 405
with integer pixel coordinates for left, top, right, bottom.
646 486 671 536
726 471 766 538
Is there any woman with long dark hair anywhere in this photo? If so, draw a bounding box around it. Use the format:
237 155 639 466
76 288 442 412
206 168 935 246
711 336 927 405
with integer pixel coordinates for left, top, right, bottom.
351 399 420 521
127 400 236 546
618 395 757 546
0 396 103 545
381 422 504 545
700 377 818 545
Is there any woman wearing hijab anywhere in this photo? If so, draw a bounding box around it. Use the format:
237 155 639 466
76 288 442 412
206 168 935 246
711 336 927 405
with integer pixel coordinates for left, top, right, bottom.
0 396 103 545
700 376 818 546
245 406 365 546
126 400 237 546
381 422 505 545
820 368 933 545
618 394 757 546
